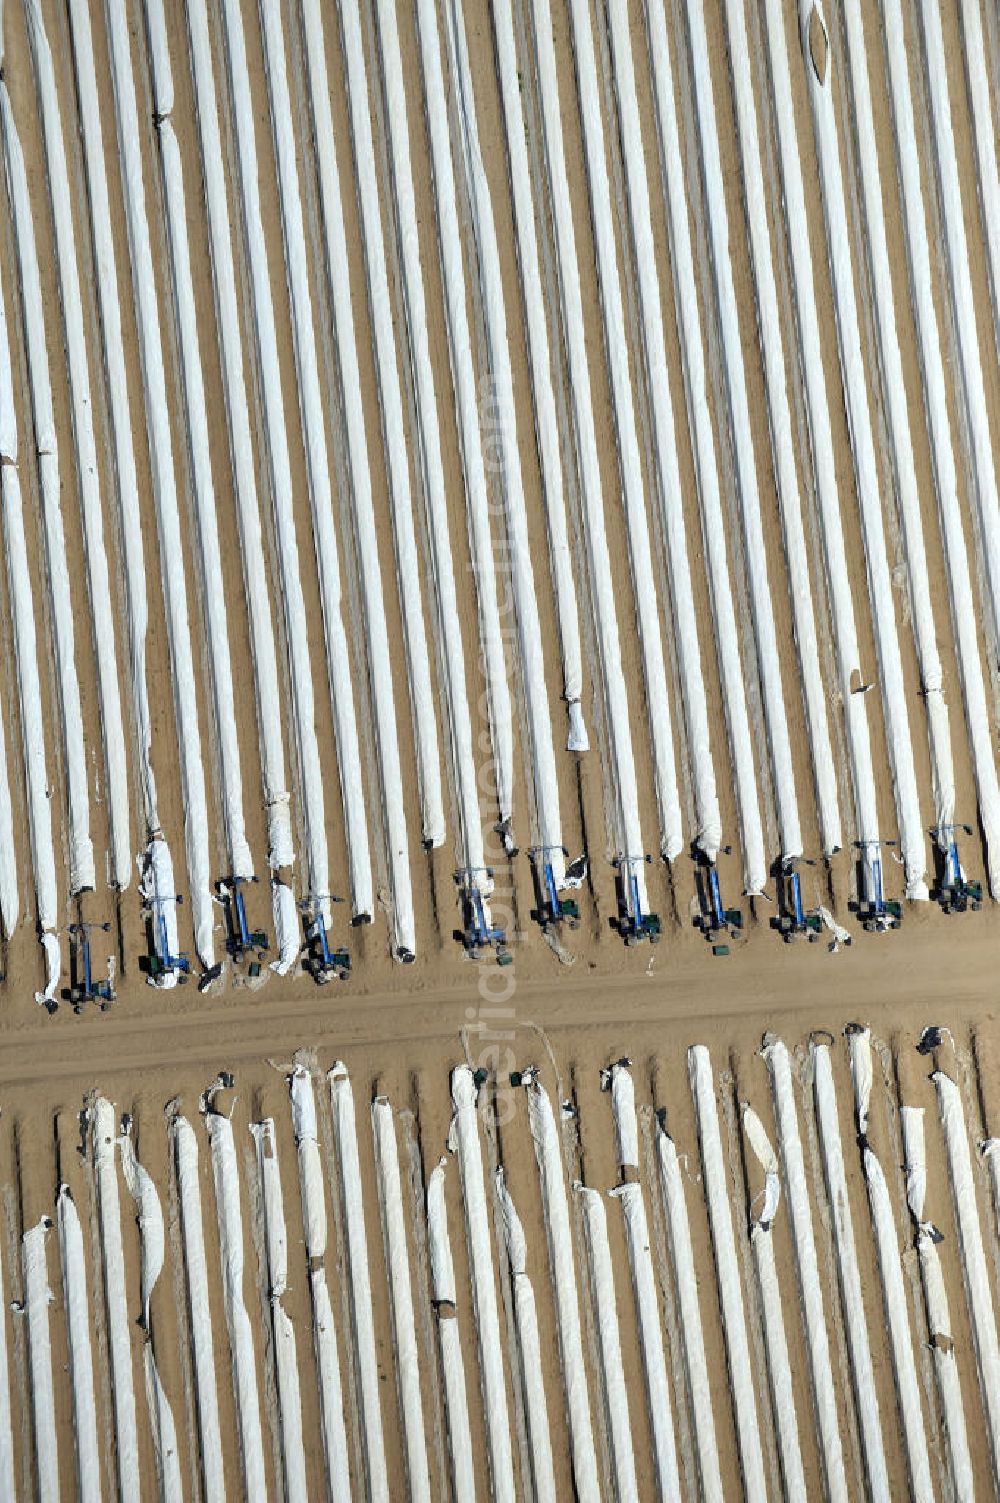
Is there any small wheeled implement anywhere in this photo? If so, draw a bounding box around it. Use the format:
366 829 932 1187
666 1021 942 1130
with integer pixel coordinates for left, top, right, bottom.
528 845 581 931
930 824 982 914
613 854 661 945
66 922 115 1010
454 867 512 964
299 895 351 984
850 839 902 932
143 889 190 982
217 875 269 965
693 849 742 953
771 858 822 942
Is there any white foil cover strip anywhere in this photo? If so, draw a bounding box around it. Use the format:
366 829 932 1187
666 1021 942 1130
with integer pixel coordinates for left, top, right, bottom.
213 0 366 919
839 0 954 852
645 0 766 892
204 1109 266 1497
172 1117 225 1503
104 0 216 958
686 0 803 862
23 1217 58 1503
743 1110 806 1500
146 15 252 882
688 1047 767 1501
426 1159 475 1503
960 0 1000 357
289 1069 351 1498
91 1097 140 1498
495 1170 557 1503
372 1099 431 1502
811 1043 890 1498
761 0 880 859
656 1122 724 1502
799 0 926 897
320 0 446 841
762 1039 848 1500
563 0 682 861
933 1070 1000 1482
187 0 329 900
448 1066 515 1502
65 0 158 838
881 0 1000 892
713 0 840 853
139 839 180 990
522 1074 600 1502
525 0 645 873
489 0 586 747
55 1187 100 1503
370 0 487 877
276 0 414 955
25 0 131 887
243 0 375 913
0 1191 15 1500
576 1184 638 1501
329 1062 388 1502
250 1119 307 1498
270 880 298 977
0 84 93 896
606 0 723 854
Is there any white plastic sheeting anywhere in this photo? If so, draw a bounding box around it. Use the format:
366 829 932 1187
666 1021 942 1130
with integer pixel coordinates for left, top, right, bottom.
645 0 767 894
119 1125 182 1503
266 0 413 958
932 1070 1000 1482
25 0 131 890
448 1066 515 1502
655 1120 723 1502
104 0 216 961
490 0 585 753
55 1187 100 1503
186 0 328 910
686 0 804 864
525 0 646 880
717 0 841 854
687 1047 767 1501
881 0 1000 892
0 1207 14 1501
138 839 181 990
576 1183 638 1500
742 1109 806 1500
848 1031 934 1501
426 0 565 871
811 1043 890 1498
91 1097 140 1500
250 1119 307 1498
902 1106 975 1499
146 4 252 884
0 160 19 938
204 1106 266 1497
495 1170 557 1503
960 0 1000 358
322 0 446 842
761 0 880 862
23 1217 58 1503
604 1062 681 1498
225 0 373 924
762 1038 848 1501
917 0 1000 677
521 1072 600 1502
372 1098 431 1502
288 1068 351 1499
1 82 93 898
605 2 722 858
368 0 486 883
172 1116 225 1503
328 1062 388 1502
839 0 955 856
800 0 927 898
426 1158 475 1503
565 0 683 862
65 0 158 845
